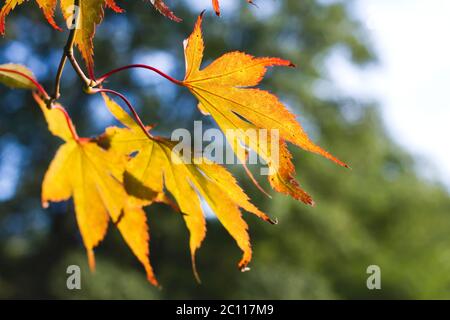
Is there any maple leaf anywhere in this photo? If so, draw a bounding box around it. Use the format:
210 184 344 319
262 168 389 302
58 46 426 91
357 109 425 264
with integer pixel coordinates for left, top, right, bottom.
0 0 122 73
102 93 275 277
181 14 347 204
212 0 255 16
149 0 181 22
0 1 181 72
34 93 158 286
0 0 60 34
105 0 123 13
60 0 108 74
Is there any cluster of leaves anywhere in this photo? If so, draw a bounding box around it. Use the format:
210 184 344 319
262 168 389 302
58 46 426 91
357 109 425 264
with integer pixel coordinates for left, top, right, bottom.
0 2 346 285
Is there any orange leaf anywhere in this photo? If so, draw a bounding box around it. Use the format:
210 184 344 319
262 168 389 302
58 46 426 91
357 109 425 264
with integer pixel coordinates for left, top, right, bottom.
60 0 107 73
212 0 256 16
105 0 123 13
149 0 181 22
181 14 347 204
0 0 60 34
1 1 127 73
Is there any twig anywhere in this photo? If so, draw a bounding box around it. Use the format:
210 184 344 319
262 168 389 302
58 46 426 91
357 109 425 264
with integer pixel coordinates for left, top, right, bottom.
97 64 182 86
53 105 79 141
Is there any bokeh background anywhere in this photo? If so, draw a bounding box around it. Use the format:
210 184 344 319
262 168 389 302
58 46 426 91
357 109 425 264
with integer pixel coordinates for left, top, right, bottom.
1 0 450 299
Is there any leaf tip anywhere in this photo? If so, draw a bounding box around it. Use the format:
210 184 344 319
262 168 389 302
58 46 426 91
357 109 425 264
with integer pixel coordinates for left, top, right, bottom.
238 256 251 272
147 273 160 288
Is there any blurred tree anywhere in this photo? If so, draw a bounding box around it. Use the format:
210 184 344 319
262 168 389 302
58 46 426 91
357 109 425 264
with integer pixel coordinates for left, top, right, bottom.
0 0 449 299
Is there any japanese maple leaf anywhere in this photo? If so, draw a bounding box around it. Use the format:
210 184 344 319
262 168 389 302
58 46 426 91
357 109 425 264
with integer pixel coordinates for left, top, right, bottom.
34 93 158 286
181 14 347 204
0 1 181 73
0 63 38 89
105 0 123 13
0 0 115 73
212 0 255 16
102 94 275 277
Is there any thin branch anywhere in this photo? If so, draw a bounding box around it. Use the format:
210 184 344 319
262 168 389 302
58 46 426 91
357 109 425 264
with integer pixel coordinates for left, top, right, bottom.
50 0 95 102
93 88 153 140
97 64 183 86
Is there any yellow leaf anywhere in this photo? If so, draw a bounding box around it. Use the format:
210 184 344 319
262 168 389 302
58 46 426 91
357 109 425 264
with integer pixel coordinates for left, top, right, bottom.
35 94 158 285
150 0 181 22
103 94 274 277
181 14 347 204
0 0 60 34
117 198 158 286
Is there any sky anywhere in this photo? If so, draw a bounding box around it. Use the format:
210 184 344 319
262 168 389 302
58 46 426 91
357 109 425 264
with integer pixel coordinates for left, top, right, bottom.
330 0 450 187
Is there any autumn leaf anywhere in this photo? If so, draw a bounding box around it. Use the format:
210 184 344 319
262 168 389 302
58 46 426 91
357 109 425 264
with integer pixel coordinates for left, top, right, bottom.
149 0 181 22
0 0 60 34
34 93 158 286
212 0 255 16
180 13 347 204
0 63 38 89
102 93 275 278
60 0 109 74
0 1 182 73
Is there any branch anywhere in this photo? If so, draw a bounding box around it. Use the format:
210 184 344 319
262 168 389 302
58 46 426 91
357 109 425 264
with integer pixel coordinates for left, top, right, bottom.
0 68 49 98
